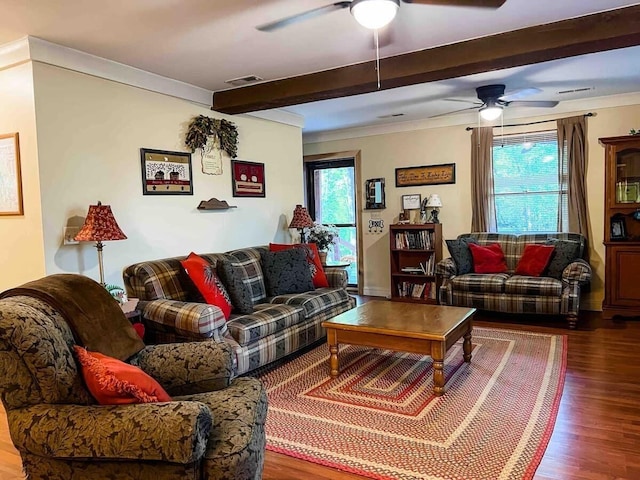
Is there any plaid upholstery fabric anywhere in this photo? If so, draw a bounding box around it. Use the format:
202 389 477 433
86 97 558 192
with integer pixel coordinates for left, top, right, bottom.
141 299 228 341
438 232 589 323
225 247 268 305
563 258 591 285
436 257 457 278
123 253 232 301
451 273 509 293
229 296 357 375
505 276 563 296
268 288 351 318
325 269 348 289
227 304 305 346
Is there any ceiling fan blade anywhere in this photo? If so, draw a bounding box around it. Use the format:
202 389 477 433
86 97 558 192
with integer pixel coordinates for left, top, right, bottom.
499 87 542 101
444 98 483 105
506 100 559 108
430 106 480 118
402 0 506 8
257 2 351 32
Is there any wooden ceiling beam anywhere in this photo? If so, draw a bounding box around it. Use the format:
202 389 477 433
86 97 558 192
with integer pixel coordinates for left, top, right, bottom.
212 5 640 114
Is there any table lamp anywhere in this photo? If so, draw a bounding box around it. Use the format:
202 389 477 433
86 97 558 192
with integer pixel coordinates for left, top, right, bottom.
288 204 314 243
74 201 127 285
426 194 443 224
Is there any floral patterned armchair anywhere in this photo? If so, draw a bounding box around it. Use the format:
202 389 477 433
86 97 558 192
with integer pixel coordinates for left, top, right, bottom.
0 289 267 480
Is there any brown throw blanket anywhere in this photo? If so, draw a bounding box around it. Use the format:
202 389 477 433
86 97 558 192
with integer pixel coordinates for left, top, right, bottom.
0 274 145 361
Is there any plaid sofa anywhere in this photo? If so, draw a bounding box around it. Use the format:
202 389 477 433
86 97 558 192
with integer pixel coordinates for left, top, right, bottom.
123 246 356 374
436 233 592 329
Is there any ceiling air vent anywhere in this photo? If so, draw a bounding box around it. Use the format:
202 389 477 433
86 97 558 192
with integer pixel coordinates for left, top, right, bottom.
557 87 593 95
224 75 264 87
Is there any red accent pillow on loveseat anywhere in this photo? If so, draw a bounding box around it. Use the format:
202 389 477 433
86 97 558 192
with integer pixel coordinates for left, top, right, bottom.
468 243 508 274
269 243 329 288
515 244 555 277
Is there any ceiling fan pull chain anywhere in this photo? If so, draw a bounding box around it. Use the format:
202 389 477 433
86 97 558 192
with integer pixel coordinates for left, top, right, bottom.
374 29 381 90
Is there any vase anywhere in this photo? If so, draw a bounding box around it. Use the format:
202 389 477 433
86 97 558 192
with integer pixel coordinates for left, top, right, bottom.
318 251 328 265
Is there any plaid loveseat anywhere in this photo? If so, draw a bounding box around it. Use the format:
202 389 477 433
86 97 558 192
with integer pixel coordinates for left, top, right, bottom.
123 246 356 374
436 233 592 329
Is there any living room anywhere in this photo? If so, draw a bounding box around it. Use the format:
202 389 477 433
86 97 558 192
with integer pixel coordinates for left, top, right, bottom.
1 1 640 479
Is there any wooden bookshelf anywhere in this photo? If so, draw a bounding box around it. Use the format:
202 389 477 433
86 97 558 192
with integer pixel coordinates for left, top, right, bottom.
389 223 442 304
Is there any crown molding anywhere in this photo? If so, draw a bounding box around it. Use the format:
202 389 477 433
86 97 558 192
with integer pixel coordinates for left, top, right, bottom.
26 36 213 106
0 36 302 127
242 109 305 129
303 91 640 144
0 36 30 71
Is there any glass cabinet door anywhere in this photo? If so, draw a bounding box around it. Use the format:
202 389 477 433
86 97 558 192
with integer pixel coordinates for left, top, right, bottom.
616 149 640 204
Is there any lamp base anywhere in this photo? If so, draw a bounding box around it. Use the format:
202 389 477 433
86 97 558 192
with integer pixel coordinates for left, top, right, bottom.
429 209 440 224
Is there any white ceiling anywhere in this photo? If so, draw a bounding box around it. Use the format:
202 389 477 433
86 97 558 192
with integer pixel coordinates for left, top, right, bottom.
1 0 639 133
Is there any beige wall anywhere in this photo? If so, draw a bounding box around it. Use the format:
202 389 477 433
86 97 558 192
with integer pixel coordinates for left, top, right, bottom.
304 102 640 310
0 62 46 290
31 62 303 287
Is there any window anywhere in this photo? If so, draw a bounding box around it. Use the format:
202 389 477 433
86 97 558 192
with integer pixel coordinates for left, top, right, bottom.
492 130 567 234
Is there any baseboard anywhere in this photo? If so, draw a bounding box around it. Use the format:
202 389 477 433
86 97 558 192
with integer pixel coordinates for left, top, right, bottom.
362 287 390 298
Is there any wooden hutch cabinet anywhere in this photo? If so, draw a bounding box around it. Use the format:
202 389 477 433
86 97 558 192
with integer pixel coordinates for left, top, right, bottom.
600 135 640 320
389 223 442 304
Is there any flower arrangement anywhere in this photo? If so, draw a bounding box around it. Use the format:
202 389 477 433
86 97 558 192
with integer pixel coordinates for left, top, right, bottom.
105 284 126 305
307 223 339 251
630 129 640 135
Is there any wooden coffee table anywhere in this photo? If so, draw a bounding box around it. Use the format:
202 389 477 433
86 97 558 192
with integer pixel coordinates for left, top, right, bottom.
321 301 476 396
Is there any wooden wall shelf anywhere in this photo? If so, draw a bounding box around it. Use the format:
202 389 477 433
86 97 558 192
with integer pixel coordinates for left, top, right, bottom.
197 198 237 210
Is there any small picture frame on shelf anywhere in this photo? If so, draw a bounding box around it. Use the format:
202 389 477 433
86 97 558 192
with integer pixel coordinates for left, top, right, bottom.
402 194 421 210
610 215 627 240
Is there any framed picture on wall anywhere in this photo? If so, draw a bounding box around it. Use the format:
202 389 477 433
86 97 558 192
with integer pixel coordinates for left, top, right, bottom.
0 132 24 216
402 194 421 210
395 163 456 187
231 160 266 197
140 148 193 195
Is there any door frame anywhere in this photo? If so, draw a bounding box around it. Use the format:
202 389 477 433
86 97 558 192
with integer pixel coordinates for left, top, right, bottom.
303 150 363 294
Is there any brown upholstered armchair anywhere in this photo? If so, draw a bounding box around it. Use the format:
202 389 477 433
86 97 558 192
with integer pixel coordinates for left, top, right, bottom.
0 275 267 480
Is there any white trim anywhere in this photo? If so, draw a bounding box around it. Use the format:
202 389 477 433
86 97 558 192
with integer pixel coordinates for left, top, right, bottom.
303 91 640 144
363 287 390 298
243 109 305 128
0 36 30 71
26 36 213 106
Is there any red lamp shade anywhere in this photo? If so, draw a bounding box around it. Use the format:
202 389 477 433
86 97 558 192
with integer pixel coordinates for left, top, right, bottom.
288 205 314 229
75 201 126 285
75 202 127 242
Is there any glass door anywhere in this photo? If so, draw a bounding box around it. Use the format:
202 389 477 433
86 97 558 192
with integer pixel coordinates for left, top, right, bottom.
306 159 358 287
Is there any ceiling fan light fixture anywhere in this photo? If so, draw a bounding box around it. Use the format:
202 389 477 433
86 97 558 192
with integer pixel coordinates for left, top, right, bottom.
479 103 503 121
350 0 400 30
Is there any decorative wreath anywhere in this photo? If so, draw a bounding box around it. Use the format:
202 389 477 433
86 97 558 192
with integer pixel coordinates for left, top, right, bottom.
185 115 238 158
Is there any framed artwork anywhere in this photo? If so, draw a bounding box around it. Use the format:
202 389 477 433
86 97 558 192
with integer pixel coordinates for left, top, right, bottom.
0 132 23 216
402 194 421 210
365 178 385 209
140 148 193 195
395 163 456 187
610 215 627 240
231 160 265 197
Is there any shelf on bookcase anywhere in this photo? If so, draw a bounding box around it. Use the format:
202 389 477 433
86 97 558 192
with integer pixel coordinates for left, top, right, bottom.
391 273 435 279
390 248 435 253
390 297 438 304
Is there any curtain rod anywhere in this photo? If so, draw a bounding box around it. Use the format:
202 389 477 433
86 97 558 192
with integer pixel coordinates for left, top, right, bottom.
465 112 594 131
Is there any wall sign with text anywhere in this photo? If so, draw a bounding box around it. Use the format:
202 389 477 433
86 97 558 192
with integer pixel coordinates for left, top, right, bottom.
395 163 456 187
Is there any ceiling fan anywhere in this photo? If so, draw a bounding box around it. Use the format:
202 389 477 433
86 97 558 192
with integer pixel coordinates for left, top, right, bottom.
257 0 507 32
434 84 559 120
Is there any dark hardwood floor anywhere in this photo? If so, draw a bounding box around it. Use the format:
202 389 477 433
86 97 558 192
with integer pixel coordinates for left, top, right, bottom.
2 300 639 479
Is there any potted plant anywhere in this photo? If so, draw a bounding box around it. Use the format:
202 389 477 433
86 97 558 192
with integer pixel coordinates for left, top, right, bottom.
307 223 339 264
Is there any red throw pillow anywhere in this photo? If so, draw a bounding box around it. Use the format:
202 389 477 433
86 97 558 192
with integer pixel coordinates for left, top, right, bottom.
468 243 508 274
515 244 555 277
269 243 329 288
74 346 171 405
181 252 232 319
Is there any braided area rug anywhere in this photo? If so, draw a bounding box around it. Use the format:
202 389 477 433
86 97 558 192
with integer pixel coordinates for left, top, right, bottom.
256 327 566 480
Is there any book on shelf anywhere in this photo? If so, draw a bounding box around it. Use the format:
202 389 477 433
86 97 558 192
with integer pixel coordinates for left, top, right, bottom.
396 281 437 299
394 230 436 250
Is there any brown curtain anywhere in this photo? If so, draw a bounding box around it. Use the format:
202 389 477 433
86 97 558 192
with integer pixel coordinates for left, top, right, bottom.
470 127 496 232
557 116 589 237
